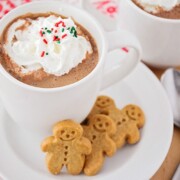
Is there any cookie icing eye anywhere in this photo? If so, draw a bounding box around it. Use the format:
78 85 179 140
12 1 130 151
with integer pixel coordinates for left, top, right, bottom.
66 134 70 138
61 130 65 134
92 135 96 140
122 118 126 122
105 122 109 127
97 118 101 122
102 101 106 104
71 131 75 134
99 123 103 127
117 122 121 126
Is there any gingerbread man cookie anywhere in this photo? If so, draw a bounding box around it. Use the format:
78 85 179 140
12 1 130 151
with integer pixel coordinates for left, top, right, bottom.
113 104 145 148
41 120 92 175
108 108 142 148
87 96 116 119
82 114 116 176
122 104 145 128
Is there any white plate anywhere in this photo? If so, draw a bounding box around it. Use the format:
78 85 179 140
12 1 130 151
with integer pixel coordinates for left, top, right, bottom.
0 1 173 180
0 50 173 180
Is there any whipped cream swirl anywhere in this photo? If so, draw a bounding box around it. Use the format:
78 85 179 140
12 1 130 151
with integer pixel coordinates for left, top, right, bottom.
4 15 92 76
135 0 180 13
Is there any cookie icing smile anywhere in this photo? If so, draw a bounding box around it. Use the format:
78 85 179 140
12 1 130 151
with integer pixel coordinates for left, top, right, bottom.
93 124 106 132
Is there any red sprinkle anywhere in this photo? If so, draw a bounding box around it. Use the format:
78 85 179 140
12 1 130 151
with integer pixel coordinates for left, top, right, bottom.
7 0 16 8
41 51 45 57
55 30 58 33
0 4 2 12
51 28 54 31
4 10 10 14
40 30 43 37
53 36 60 41
24 0 31 2
55 21 66 27
62 34 67 39
53 36 56 41
55 21 61 27
61 22 66 27
121 47 129 53
43 39 48 44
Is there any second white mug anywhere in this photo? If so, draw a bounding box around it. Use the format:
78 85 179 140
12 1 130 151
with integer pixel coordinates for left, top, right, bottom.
118 0 180 68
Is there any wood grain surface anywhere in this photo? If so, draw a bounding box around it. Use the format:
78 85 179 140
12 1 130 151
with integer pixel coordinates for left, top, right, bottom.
149 66 180 180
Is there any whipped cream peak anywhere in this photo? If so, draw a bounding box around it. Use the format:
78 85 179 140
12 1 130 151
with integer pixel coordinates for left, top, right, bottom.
4 15 92 76
135 0 180 13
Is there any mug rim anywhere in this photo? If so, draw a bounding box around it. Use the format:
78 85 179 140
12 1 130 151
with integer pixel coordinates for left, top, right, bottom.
127 0 180 23
0 1 107 92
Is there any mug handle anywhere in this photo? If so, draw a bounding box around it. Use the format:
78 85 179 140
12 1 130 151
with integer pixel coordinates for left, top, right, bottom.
101 30 142 90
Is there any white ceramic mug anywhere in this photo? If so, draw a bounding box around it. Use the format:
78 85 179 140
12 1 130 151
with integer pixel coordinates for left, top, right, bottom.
118 0 180 68
0 1 141 137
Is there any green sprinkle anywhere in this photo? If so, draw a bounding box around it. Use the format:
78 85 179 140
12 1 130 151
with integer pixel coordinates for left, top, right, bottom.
57 40 61 44
47 30 51 33
45 27 47 30
56 36 58 38
73 31 77 38
67 27 70 30
42 32 45 34
70 27 76 34
62 28 64 32
46 52 49 55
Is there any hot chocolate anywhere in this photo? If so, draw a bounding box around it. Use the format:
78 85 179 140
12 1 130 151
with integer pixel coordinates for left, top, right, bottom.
133 0 180 19
0 13 98 88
